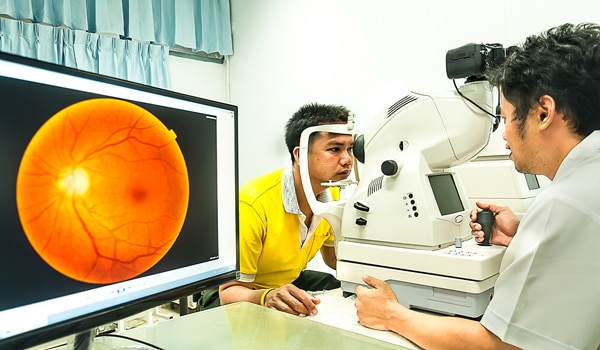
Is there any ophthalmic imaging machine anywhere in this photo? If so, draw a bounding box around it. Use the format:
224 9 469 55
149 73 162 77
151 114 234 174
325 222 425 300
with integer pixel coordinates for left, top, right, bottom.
299 43 521 318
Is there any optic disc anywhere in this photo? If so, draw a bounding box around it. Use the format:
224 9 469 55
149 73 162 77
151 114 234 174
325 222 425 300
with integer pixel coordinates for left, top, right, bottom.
58 167 90 195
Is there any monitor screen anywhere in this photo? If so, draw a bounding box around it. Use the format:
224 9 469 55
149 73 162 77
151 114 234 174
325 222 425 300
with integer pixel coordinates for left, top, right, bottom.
428 173 465 216
0 52 239 348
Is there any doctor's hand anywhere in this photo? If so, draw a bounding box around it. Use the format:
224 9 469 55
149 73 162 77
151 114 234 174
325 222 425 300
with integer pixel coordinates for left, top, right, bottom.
263 284 321 316
355 276 407 332
470 201 520 247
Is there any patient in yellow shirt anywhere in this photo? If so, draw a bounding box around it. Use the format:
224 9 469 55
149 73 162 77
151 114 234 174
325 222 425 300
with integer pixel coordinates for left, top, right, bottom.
213 102 354 316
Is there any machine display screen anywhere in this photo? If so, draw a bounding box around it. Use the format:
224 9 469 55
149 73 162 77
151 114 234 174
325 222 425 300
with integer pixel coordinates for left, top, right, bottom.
428 173 465 215
524 173 540 190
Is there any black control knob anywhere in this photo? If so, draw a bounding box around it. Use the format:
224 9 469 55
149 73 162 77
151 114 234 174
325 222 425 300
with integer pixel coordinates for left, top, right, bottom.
353 201 370 212
381 160 398 176
355 217 367 226
476 210 493 246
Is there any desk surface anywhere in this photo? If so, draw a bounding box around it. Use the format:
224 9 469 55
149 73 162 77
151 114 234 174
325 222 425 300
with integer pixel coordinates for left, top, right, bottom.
308 288 418 348
92 294 417 349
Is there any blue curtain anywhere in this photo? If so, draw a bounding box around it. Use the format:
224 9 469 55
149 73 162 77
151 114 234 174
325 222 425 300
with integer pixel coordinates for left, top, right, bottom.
0 0 233 88
0 17 171 88
0 0 234 55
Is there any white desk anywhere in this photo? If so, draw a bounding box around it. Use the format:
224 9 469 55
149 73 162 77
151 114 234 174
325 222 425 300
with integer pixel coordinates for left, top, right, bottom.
307 288 419 349
90 300 415 349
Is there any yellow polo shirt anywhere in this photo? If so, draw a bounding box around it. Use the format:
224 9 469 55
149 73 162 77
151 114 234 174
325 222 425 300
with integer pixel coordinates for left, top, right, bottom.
238 167 334 289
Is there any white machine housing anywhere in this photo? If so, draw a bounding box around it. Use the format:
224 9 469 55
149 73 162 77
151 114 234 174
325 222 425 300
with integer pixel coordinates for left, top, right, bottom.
452 158 551 218
300 80 507 318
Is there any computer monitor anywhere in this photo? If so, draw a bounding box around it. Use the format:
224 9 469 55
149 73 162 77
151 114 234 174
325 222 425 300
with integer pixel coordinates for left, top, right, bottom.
0 52 239 348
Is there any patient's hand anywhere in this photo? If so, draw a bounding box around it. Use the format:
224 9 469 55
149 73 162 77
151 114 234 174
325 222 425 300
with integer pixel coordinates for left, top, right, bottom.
263 284 321 316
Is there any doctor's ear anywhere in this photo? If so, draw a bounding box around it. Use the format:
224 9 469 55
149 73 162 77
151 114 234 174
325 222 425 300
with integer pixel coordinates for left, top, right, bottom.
537 95 555 120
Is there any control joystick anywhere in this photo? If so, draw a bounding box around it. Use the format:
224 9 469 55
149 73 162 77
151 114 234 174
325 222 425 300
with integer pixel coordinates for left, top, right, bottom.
476 210 493 246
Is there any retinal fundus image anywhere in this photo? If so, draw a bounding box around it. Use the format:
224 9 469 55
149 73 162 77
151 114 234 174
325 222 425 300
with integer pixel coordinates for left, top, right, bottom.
15 98 190 284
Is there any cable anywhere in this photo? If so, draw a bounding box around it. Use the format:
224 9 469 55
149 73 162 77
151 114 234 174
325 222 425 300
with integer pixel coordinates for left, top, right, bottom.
453 79 501 131
95 332 166 350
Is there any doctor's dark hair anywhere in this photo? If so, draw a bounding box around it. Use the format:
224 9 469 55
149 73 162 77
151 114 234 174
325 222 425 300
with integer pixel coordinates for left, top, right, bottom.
285 102 351 164
487 22 600 138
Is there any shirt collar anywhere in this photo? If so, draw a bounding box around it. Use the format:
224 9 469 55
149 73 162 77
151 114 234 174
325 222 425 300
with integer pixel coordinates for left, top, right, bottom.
282 166 332 214
554 130 600 181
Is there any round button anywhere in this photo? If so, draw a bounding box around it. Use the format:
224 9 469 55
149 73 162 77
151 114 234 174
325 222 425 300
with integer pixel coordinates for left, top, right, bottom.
381 160 398 176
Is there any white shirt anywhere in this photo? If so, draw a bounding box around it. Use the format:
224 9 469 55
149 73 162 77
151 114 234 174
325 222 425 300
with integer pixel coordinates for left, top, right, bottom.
481 131 600 350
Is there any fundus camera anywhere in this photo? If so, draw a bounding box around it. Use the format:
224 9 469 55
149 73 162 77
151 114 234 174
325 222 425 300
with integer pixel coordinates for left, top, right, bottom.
445 43 511 80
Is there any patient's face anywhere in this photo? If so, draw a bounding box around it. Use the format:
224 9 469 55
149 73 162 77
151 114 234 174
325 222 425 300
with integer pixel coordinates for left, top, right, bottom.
307 132 353 192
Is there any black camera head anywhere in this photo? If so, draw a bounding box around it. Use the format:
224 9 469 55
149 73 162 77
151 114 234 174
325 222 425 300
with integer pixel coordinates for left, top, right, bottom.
445 43 510 80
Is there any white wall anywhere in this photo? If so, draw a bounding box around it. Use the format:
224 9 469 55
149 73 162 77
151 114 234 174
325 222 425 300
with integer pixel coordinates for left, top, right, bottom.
168 55 229 103
168 0 599 183
224 0 599 184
